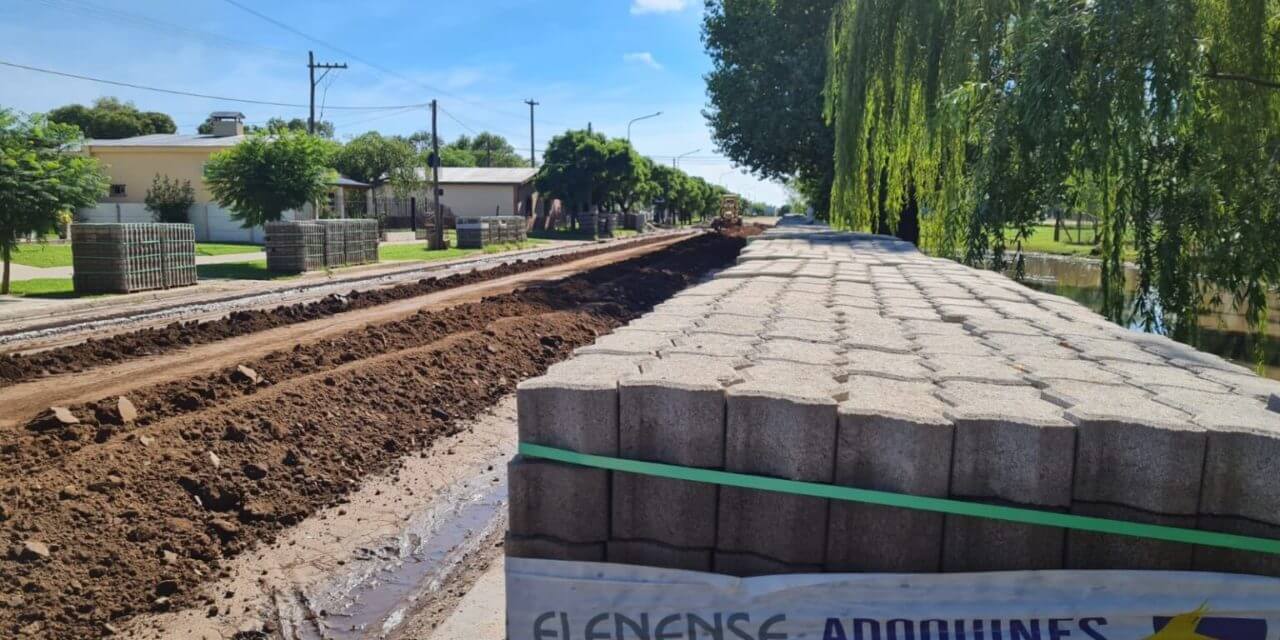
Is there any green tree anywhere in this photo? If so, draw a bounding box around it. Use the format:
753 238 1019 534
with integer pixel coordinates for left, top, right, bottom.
0 110 107 293
144 174 196 223
649 163 688 224
333 132 415 191
439 144 477 167
536 130 650 229
204 131 336 228
451 132 528 167
48 97 176 139
197 116 333 138
703 0 837 218
535 129 610 216
825 0 1280 350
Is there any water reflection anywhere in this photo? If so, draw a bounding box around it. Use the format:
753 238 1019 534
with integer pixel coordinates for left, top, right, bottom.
1015 253 1280 381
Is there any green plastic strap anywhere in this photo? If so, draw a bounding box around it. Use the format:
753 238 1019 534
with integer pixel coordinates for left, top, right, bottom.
518 442 1280 556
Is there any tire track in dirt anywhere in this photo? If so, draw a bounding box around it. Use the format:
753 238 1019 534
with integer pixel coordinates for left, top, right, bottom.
0 231 753 639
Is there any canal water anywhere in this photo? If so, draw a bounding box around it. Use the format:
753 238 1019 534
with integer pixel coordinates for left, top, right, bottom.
1016 253 1280 381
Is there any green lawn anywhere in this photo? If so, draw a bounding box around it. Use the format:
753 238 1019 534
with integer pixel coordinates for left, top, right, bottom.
1004 224 1137 261
3 278 78 298
195 242 263 257
10 242 261 268
378 239 546 263
196 260 297 281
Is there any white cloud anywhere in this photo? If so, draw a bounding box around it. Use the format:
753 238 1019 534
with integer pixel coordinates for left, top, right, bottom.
630 0 687 15
623 52 663 70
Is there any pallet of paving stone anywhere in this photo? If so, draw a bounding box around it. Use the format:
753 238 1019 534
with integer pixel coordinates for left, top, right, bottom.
316 219 347 267
508 226 1280 579
160 223 197 288
264 221 324 273
344 218 378 264
72 223 193 294
455 217 490 249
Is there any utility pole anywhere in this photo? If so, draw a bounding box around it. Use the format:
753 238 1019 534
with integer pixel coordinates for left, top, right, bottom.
524 99 538 167
429 99 444 250
308 50 347 134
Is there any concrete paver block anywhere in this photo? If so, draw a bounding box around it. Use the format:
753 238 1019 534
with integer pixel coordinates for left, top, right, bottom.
938 381 1074 506
753 338 848 366
694 313 768 337
1014 356 1128 386
725 362 840 481
716 486 828 566
1065 503 1195 570
616 313 700 334
506 535 605 562
612 472 717 548
517 354 643 455
1041 379 1202 514
1103 360 1231 394
980 333 1079 359
576 331 680 356
963 317 1049 337
925 354 1028 385
614 355 735 549
942 511 1065 571
508 456 608 543
765 317 842 343
844 349 932 381
719 363 838 568
828 376 952 572
1195 367 1280 401
607 540 712 572
713 550 823 577
1192 406 1280 526
901 320 973 338
842 318 915 353
669 332 759 358
1064 336 1170 365
1193 516 1280 577
911 333 994 357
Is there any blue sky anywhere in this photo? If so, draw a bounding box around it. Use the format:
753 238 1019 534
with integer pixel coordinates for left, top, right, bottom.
0 0 786 204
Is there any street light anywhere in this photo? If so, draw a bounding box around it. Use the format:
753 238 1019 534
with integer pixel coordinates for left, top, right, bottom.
673 148 700 168
717 168 735 186
626 111 662 142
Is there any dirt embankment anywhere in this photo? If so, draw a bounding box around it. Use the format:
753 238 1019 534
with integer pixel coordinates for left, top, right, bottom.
0 234 682 388
0 232 747 639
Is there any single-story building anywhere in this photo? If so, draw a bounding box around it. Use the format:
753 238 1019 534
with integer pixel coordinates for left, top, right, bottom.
77 112 369 242
381 167 538 216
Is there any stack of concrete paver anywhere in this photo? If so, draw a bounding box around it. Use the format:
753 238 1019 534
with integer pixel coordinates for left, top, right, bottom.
456 216 527 248
317 218 378 266
72 222 198 294
509 226 1280 577
265 221 324 273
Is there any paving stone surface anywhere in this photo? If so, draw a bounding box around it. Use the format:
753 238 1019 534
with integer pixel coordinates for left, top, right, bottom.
509 226 1280 577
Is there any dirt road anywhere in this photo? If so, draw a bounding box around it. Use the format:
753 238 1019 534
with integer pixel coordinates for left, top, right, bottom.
0 233 691 428
0 231 750 639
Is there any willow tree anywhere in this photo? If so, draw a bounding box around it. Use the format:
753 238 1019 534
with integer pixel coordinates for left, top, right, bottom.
826 0 1280 349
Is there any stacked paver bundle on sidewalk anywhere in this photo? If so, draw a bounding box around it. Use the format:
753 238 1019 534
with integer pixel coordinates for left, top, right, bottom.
509 226 1280 576
71 222 197 294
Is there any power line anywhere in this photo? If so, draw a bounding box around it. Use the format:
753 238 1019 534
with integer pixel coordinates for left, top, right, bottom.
0 60 429 110
29 0 294 56
218 0 571 129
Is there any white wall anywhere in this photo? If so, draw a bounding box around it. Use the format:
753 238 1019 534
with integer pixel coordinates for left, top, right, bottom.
441 184 518 217
76 203 313 244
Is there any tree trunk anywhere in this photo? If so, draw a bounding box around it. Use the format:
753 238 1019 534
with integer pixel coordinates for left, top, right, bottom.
2 243 10 295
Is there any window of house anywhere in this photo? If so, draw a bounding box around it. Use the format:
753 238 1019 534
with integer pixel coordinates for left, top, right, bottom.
109 184 127 197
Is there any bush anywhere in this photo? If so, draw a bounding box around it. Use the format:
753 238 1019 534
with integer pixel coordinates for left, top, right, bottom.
144 174 195 223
